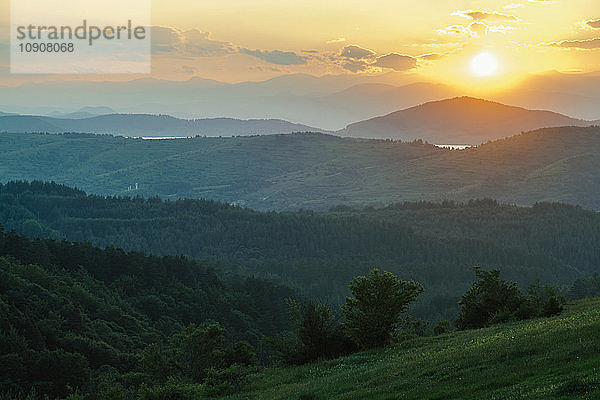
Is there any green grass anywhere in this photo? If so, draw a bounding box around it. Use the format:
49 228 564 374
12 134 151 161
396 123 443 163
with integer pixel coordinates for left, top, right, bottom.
218 299 600 399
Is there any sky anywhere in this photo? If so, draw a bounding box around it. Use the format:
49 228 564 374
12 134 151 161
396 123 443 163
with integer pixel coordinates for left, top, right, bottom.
0 0 599 91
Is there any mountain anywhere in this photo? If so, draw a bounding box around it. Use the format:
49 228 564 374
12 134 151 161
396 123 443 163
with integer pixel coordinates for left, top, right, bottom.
0 113 326 137
1 126 599 210
49 106 117 119
339 96 593 144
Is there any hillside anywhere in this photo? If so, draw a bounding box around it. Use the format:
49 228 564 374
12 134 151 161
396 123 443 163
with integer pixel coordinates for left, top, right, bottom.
340 97 592 144
2 182 599 322
0 113 325 137
213 298 600 399
0 228 296 397
0 127 599 210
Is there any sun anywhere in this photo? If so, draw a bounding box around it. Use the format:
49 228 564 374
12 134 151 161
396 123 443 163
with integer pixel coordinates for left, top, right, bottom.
471 52 498 77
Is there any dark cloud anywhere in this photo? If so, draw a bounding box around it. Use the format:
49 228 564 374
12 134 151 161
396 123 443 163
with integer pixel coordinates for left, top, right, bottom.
373 53 417 71
242 49 306 65
342 59 369 73
453 10 519 22
550 38 600 49
340 45 376 60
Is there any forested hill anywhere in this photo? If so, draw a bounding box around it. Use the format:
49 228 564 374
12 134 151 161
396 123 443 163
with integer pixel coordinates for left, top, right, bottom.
0 225 296 397
2 181 600 321
0 127 599 210
0 113 325 137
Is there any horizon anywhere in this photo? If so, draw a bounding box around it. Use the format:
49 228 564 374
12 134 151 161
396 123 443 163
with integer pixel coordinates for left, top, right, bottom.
1 0 600 91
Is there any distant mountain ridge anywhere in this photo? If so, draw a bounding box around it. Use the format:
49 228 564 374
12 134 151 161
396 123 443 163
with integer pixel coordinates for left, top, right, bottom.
0 113 326 137
340 96 594 144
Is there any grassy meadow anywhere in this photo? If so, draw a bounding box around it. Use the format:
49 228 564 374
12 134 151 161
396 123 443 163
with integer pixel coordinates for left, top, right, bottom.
216 298 600 400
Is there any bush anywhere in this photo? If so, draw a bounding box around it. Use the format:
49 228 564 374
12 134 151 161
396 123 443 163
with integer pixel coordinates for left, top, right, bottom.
343 269 423 349
433 320 451 335
265 300 355 365
456 267 564 330
203 364 256 396
223 341 257 367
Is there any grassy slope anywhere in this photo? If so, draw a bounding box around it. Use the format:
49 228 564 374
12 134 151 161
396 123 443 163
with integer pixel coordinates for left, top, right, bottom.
219 299 600 400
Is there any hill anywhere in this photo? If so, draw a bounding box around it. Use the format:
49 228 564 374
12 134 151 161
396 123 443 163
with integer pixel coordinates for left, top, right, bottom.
0 227 295 397
2 182 599 322
340 97 592 144
0 127 599 210
48 106 117 119
0 113 325 137
212 298 600 399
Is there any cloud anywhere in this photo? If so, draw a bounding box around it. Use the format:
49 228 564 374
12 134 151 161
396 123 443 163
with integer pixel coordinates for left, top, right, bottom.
437 25 470 35
503 3 522 9
419 53 445 61
437 22 496 37
488 25 516 33
550 38 600 49
327 37 346 44
242 49 307 65
151 27 235 57
586 19 600 29
339 45 376 60
182 30 236 57
151 26 183 53
452 10 519 22
527 0 556 3
373 53 417 71
342 59 369 73
469 22 488 37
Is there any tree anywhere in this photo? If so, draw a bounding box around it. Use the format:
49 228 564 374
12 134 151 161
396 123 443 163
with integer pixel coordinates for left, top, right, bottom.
455 267 525 330
170 323 225 382
343 269 424 349
141 343 173 382
22 219 43 239
265 299 354 365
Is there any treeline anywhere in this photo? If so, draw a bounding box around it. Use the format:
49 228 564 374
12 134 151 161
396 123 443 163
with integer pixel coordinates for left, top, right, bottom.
0 226 295 399
269 267 565 367
1 181 598 321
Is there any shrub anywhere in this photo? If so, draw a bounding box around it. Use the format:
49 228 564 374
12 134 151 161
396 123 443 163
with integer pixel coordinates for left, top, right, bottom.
456 267 564 330
433 320 452 335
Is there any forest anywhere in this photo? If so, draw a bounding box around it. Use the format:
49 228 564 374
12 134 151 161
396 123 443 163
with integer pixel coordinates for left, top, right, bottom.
0 225 575 399
1 181 599 322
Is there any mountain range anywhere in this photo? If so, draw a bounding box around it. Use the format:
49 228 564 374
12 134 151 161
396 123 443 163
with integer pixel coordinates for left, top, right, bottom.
2 71 600 130
2 96 597 143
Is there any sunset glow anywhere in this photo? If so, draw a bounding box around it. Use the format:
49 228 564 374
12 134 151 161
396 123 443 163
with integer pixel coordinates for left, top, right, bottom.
471 53 499 77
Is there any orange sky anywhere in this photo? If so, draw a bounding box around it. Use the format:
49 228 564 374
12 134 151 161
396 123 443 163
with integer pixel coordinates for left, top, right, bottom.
0 0 599 90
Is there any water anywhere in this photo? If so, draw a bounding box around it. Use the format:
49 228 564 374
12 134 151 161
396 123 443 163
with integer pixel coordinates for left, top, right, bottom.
434 144 473 150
